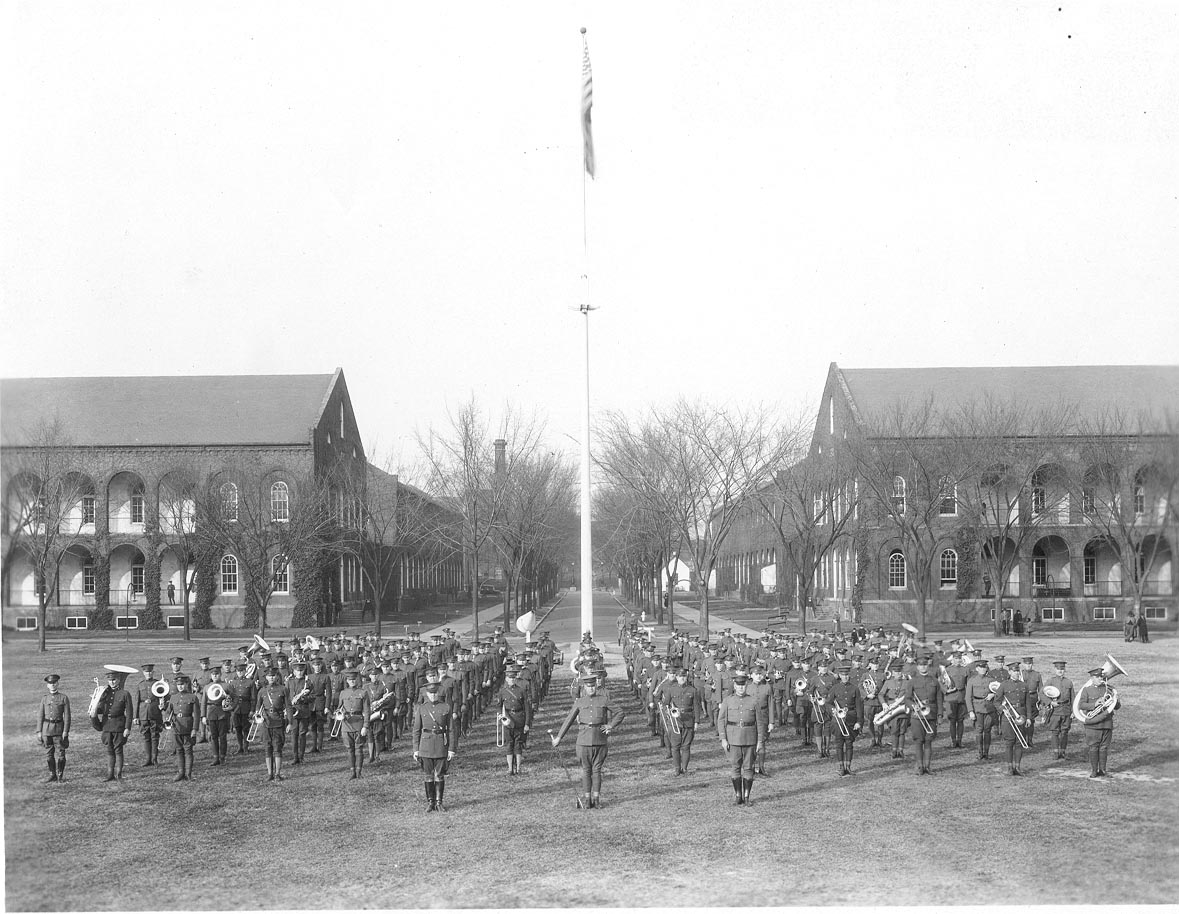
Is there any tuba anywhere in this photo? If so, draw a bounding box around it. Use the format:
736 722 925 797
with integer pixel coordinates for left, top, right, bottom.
87 678 111 732
861 673 877 700
1072 655 1126 725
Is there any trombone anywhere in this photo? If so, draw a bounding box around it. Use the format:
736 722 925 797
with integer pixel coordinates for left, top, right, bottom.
247 710 264 743
911 694 935 735
830 696 850 738
810 687 827 725
1000 695 1030 750
496 712 509 747
329 708 345 739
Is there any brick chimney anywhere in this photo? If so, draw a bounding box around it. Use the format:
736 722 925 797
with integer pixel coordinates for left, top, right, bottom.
494 438 506 476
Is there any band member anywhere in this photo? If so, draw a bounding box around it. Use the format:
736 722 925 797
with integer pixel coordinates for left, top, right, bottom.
200 666 233 766
966 659 998 760
96 669 135 782
903 655 942 775
228 662 257 754
413 680 459 811
716 670 767 806
792 658 814 746
942 653 970 749
307 655 333 753
364 667 391 766
552 672 626 810
1019 656 1042 747
810 658 836 759
133 663 163 767
38 674 71 782
1078 664 1121 778
859 657 884 748
993 661 1036 776
337 669 371 779
826 661 864 777
497 665 532 775
167 675 201 782
879 661 910 760
254 668 291 781
749 664 775 775
662 666 705 776
1042 660 1074 759
286 662 314 765
194 657 212 742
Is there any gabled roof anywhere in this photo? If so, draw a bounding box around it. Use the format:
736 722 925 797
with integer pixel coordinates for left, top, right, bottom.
1 373 340 447
834 364 1179 433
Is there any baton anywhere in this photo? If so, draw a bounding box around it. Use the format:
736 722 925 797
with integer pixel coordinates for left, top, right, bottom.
547 728 584 809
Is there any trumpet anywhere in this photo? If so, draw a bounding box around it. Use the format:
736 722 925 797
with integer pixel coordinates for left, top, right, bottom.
330 707 345 739
792 677 809 698
1001 695 1029 749
247 711 264 743
911 694 935 735
831 696 850 738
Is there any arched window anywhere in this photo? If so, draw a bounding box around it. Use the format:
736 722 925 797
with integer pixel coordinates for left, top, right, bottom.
221 555 239 594
888 550 906 589
940 548 958 587
272 554 289 595
270 481 290 523
220 482 239 522
891 476 907 514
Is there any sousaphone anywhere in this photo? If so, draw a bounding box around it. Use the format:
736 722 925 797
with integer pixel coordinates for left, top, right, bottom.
1072 654 1127 725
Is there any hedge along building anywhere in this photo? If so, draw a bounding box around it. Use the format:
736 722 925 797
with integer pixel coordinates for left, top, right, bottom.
1 370 371 633
716 363 1179 633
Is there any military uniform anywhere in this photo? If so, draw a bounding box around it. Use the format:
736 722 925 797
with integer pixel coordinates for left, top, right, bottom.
859 662 885 747
809 665 837 758
134 664 164 767
200 669 233 766
337 672 371 778
966 662 998 759
307 659 333 752
878 665 910 759
96 672 135 782
553 675 626 809
825 665 864 776
167 676 201 781
38 675 71 782
227 665 257 754
412 683 459 811
254 672 291 781
942 657 971 748
716 672 767 805
903 659 943 775
993 662 1036 775
1078 667 1121 778
1042 662 1075 759
1019 657 1042 747
661 673 704 775
497 669 533 774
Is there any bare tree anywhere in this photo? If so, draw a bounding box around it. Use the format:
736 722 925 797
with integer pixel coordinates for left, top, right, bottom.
597 398 792 637
1 419 93 652
416 397 544 638
157 463 204 640
595 485 682 624
193 459 340 638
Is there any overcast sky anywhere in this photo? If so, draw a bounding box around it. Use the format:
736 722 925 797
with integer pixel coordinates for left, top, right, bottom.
3 2 1177 471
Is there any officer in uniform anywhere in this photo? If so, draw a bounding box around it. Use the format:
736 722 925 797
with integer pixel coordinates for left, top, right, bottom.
716 670 767 806
966 658 998 760
194 657 212 742
254 667 291 781
413 679 459 811
661 666 704 776
859 656 884 748
942 652 970 749
993 660 1035 775
749 664 776 775
307 655 333 753
337 669 371 779
96 669 135 782
552 672 626 810
228 662 257 754
879 660 910 760
286 662 315 765
1019 656 1042 747
200 665 233 766
810 658 837 759
1042 660 1074 760
1078 663 1121 778
497 664 532 775
903 655 942 774
826 661 864 777
39 674 71 782
167 674 201 782
134 663 163 767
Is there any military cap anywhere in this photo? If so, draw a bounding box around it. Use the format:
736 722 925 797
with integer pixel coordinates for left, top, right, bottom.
993 654 1005 662
974 658 989 668
276 652 289 661
888 660 904 672
170 656 184 664
580 672 598 683
1052 660 1067 668
917 655 932 664
1088 666 1104 677
264 667 280 676
311 655 325 665
344 669 361 679
836 662 852 674
1007 661 1021 671
174 674 192 685
732 671 749 685
235 662 248 670
140 663 155 672
44 673 61 683
291 661 307 670
1022 656 1034 663
197 657 210 664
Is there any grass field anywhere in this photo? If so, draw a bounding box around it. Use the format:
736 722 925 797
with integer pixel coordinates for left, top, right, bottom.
3 632 1177 910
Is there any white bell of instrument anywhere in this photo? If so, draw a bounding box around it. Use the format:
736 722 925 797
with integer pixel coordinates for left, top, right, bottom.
515 611 537 634
1072 654 1126 725
151 679 172 698
303 635 322 652
205 682 227 702
248 633 270 656
1042 684 1061 701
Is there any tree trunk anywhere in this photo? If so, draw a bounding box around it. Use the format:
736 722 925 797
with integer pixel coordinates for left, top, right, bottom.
992 591 1004 638
182 566 191 641
470 568 479 640
698 573 710 638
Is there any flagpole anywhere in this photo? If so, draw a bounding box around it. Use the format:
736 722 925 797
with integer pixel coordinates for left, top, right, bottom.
579 27 595 639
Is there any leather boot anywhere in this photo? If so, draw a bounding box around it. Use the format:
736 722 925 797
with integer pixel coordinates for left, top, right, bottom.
174 752 186 782
47 758 58 782
104 755 116 782
732 777 744 805
589 792 599 809
57 758 66 782
274 756 284 781
349 751 357 779
742 777 753 805
186 745 195 780
426 781 436 811
266 756 275 781
115 751 125 780
580 793 591 810
436 779 446 811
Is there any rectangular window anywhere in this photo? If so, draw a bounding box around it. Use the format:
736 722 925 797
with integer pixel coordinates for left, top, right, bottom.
221 565 238 595
939 481 957 516
83 564 96 595
273 560 289 595
1032 557 1047 586
1032 486 1045 516
1083 556 1096 586
1082 489 1095 515
166 615 185 629
1041 606 1064 622
1092 606 1116 621
1144 606 1167 620
813 492 825 526
82 496 96 526
131 494 145 524
115 615 139 629
131 564 145 595
16 616 38 631
65 616 88 630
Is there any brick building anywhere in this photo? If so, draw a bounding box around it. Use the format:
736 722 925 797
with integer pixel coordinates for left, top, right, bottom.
716 363 1178 631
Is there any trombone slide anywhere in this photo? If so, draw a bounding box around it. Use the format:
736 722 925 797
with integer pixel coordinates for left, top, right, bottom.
330 708 344 739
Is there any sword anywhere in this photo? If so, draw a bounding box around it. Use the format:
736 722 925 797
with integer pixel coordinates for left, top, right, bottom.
547 728 585 809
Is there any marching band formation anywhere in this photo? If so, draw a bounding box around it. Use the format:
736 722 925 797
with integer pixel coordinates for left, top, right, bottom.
618 621 1128 804
35 620 1128 810
38 627 562 811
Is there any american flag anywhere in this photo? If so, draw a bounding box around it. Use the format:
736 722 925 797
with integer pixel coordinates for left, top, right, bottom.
581 33 594 179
